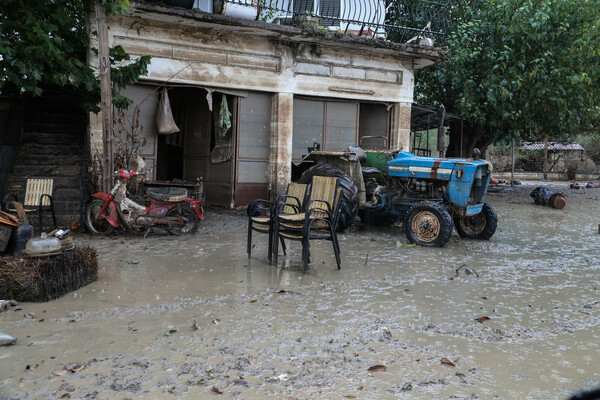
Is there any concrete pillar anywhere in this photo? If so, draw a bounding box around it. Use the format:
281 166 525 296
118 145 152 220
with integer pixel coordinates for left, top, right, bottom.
389 102 411 152
269 92 294 201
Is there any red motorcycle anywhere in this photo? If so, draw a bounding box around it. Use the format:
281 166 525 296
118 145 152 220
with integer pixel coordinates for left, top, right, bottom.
85 170 204 235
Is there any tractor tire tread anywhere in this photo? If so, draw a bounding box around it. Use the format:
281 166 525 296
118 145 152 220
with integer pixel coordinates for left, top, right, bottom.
298 164 359 232
403 200 453 247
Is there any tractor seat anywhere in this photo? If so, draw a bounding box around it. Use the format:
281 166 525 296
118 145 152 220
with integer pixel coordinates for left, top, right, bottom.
361 167 381 175
147 186 188 202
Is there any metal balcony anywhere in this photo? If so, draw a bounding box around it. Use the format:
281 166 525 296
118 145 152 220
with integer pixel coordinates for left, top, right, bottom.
213 0 447 45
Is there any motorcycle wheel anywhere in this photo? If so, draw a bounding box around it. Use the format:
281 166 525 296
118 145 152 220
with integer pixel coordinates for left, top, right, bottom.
167 205 200 235
85 199 114 235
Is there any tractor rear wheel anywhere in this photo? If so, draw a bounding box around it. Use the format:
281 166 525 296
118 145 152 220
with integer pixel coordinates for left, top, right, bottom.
298 163 359 232
454 202 497 240
404 201 453 247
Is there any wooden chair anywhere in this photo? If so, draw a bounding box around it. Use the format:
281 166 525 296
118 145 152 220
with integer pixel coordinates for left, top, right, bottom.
273 176 342 270
2 178 56 233
247 182 308 263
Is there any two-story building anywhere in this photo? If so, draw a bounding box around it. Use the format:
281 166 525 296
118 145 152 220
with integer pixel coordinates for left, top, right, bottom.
90 0 448 207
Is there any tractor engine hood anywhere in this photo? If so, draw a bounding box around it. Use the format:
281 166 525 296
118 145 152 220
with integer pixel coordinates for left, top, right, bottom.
387 152 492 181
387 152 493 215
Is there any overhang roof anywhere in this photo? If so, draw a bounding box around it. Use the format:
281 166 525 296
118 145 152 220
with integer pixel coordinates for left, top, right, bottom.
410 104 463 132
520 141 585 151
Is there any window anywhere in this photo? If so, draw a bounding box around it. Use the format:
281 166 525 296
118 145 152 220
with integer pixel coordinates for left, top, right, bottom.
292 98 359 161
293 98 389 160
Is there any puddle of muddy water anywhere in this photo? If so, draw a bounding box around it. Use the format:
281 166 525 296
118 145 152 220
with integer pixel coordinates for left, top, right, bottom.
1 189 600 399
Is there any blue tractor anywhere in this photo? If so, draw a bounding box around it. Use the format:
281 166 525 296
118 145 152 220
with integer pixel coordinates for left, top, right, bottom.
296 148 497 247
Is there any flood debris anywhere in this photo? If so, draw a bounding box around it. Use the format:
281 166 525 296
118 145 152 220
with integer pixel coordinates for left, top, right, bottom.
450 264 480 280
440 357 457 367
0 246 98 302
52 364 85 377
530 187 566 209
0 299 18 312
0 332 17 346
569 181 599 189
211 386 224 394
165 325 178 336
367 364 387 372
490 177 521 186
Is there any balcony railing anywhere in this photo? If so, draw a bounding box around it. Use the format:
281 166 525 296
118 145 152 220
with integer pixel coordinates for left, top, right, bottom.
213 0 447 45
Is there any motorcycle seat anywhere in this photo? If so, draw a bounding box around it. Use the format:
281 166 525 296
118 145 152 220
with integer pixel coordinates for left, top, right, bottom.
147 186 188 202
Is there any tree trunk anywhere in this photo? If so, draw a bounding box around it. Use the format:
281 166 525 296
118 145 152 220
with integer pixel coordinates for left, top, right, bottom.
445 120 494 159
543 135 549 180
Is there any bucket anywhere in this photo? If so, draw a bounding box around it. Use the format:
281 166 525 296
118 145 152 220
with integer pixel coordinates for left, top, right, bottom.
549 193 566 209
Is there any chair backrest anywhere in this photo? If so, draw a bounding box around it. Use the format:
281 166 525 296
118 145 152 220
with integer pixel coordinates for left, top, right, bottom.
24 178 54 207
306 176 338 213
280 182 309 214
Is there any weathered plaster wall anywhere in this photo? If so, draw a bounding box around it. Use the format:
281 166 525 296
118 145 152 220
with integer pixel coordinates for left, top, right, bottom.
105 16 414 105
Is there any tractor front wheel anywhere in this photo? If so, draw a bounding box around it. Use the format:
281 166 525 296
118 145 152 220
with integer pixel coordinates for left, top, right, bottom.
403 201 453 247
454 202 497 240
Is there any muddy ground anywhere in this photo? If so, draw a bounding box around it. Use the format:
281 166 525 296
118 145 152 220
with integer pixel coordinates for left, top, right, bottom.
1 181 600 399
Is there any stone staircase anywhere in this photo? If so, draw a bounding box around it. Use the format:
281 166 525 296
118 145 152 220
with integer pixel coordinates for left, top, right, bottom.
6 89 87 232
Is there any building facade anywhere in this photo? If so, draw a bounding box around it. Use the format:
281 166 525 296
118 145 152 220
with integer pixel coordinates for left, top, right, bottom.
89 1 447 207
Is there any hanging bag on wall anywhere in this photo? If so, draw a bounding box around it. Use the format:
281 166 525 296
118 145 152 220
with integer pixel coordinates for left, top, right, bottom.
156 88 180 135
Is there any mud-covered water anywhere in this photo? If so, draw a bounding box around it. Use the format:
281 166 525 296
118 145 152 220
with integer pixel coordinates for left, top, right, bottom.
1 184 600 399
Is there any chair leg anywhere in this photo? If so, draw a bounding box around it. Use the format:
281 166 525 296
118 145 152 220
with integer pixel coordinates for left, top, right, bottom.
302 237 309 270
279 236 287 255
247 222 253 257
49 197 56 230
38 194 56 233
301 237 312 270
267 226 273 263
273 225 279 264
332 236 341 269
38 205 43 234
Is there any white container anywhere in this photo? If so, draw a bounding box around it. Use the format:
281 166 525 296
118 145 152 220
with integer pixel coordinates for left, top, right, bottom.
214 0 258 20
25 233 61 254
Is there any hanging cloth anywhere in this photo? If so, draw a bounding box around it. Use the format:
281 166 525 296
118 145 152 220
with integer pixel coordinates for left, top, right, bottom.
210 95 233 163
217 95 232 137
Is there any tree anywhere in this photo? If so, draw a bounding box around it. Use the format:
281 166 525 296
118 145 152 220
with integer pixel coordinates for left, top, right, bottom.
0 0 150 111
415 0 600 157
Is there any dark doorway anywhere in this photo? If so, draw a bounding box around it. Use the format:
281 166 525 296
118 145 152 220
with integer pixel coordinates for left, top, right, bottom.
156 134 184 181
